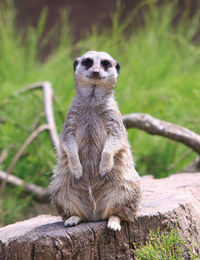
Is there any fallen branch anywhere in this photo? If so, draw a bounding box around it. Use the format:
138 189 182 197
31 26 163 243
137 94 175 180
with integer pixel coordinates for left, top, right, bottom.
16 81 59 151
0 125 51 198
122 113 200 155
0 170 48 202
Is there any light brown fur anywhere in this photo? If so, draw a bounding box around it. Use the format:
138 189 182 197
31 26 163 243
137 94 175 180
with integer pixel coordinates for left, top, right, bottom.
49 51 141 230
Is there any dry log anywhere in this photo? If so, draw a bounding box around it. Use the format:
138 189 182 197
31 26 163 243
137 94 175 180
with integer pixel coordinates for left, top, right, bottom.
122 113 200 172
122 113 200 155
0 172 199 259
0 170 48 202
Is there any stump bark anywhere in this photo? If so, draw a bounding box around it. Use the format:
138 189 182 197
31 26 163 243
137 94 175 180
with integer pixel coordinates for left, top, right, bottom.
0 172 200 260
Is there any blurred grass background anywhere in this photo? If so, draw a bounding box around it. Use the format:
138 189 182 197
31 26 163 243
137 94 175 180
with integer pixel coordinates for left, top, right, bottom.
0 0 200 225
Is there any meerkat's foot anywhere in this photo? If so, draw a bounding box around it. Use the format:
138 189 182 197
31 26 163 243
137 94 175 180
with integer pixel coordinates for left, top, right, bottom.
64 216 81 227
107 215 121 231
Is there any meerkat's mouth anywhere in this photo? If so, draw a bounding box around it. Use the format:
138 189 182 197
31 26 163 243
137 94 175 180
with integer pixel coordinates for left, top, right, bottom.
86 75 105 80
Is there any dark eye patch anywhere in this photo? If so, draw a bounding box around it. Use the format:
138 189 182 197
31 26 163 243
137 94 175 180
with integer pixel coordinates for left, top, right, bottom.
101 60 112 70
81 58 93 69
116 62 120 74
73 59 78 72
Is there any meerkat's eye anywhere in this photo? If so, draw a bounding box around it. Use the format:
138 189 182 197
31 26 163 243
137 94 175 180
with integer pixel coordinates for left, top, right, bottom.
101 60 111 70
81 58 93 69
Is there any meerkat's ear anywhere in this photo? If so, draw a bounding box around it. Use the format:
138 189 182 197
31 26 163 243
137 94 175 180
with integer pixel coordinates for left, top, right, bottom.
73 59 79 72
116 61 120 75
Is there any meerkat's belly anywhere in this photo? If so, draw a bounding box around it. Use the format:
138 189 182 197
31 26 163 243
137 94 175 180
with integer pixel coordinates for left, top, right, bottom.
75 113 107 178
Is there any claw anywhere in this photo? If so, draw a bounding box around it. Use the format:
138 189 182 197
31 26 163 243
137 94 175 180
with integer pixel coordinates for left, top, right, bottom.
99 171 108 179
75 175 83 183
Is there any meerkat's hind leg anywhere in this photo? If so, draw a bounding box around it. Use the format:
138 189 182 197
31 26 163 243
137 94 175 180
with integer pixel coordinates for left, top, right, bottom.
64 215 81 227
107 215 121 231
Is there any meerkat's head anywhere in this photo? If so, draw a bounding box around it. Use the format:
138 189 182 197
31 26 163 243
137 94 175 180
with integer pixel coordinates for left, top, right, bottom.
73 51 120 89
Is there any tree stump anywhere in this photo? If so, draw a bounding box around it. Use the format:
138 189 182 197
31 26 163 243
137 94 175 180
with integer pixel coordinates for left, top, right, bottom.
0 172 200 259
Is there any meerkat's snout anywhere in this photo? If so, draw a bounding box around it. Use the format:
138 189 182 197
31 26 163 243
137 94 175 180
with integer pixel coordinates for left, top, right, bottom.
91 70 100 78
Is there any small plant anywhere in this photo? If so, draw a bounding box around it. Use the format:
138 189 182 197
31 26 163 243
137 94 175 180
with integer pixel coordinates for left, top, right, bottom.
134 227 199 260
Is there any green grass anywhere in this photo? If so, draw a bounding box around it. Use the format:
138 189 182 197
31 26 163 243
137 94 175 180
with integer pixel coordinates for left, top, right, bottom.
0 186 32 226
0 0 200 224
134 227 199 259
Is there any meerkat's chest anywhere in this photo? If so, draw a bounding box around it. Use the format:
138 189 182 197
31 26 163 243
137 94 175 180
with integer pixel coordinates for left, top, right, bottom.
76 107 107 147
76 110 107 144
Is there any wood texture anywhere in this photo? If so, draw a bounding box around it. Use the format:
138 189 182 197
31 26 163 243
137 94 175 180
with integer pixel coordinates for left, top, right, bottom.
123 113 200 155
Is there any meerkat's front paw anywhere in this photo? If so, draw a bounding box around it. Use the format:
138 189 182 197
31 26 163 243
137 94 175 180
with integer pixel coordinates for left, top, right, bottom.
64 216 81 227
69 162 83 182
107 216 121 231
71 167 83 182
99 152 113 179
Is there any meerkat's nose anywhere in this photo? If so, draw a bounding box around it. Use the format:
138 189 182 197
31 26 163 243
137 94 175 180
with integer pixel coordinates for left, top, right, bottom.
92 70 100 77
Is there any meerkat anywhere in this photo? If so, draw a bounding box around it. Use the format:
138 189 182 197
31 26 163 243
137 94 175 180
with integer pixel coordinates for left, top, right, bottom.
49 51 141 231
